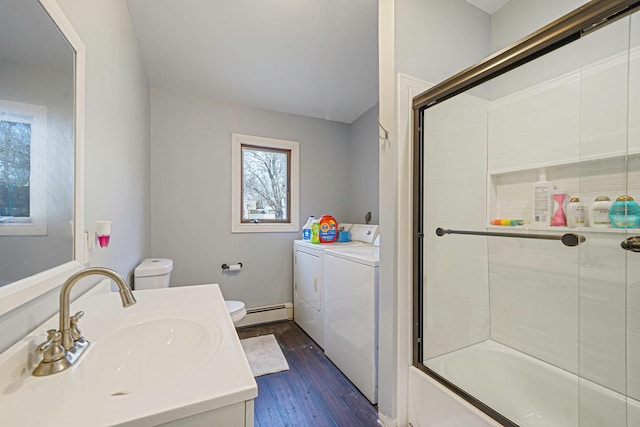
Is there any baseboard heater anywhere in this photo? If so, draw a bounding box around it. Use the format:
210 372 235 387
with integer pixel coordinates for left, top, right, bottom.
236 302 293 328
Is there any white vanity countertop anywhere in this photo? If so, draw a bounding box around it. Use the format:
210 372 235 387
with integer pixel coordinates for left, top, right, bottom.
0 283 257 426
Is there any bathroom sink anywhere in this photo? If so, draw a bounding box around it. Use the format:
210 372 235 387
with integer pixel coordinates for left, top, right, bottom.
0 283 256 426
83 317 220 396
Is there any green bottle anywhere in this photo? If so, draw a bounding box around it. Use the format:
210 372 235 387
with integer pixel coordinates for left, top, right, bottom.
311 219 320 244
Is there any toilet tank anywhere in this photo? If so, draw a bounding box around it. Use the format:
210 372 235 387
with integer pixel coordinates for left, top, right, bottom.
134 258 173 290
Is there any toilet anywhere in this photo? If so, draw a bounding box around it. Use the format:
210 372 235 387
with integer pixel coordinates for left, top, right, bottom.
225 300 247 326
133 258 173 290
134 258 247 325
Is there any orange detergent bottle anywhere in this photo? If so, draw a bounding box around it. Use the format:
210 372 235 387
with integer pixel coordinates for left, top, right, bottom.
318 214 338 243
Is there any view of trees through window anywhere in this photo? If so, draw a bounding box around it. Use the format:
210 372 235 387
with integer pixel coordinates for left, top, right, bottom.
0 119 31 218
242 144 290 222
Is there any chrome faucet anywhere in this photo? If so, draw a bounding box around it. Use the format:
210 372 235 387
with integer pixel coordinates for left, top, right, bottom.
32 267 136 376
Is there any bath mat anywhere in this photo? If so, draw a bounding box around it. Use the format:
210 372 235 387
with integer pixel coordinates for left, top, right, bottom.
240 334 289 377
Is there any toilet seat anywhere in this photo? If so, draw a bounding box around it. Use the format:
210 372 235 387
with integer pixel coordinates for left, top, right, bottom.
225 300 247 325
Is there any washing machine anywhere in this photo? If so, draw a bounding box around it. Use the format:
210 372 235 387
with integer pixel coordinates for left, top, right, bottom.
293 224 378 349
323 238 380 404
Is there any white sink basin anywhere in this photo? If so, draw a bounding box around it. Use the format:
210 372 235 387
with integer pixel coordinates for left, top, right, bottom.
0 283 256 426
84 318 220 396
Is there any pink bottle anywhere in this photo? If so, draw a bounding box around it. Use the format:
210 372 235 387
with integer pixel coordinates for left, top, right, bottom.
551 190 567 226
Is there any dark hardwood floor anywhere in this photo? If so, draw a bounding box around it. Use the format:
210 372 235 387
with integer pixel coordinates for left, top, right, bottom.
237 321 380 427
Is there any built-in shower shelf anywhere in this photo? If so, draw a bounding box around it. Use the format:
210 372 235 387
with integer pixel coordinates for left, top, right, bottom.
487 150 640 227
488 150 640 178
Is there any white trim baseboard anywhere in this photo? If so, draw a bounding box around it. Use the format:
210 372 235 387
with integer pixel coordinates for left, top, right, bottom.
235 302 293 328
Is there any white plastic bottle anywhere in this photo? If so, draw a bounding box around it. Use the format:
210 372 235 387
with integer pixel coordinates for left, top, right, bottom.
590 196 612 228
302 215 314 240
533 169 553 227
566 197 587 228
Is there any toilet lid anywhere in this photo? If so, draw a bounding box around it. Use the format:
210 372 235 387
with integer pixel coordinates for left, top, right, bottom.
225 300 245 315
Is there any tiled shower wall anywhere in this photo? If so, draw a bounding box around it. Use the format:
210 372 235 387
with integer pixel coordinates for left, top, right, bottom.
486 16 640 399
423 94 490 360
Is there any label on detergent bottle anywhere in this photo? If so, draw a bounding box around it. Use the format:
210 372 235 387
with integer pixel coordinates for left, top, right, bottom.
318 214 338 243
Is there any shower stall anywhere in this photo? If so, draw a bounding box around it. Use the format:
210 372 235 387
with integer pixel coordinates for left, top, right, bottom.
412 1 640 426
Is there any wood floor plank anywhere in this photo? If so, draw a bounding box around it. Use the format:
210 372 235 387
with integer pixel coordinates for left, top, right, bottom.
238 321 379 427
253 376 286 427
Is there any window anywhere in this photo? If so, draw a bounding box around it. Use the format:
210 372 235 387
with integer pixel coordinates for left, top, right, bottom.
232 134 299 233
0 100 47 236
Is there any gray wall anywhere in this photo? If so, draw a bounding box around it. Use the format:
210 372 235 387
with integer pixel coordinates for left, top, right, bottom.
60 0 151 279
345 104 380 225
149 87 354 307
0 0 150 352
491 0 589 52
395 0 491 86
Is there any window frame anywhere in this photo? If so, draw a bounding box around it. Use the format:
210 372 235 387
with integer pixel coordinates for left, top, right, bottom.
0 99 47 236
231 133 299 233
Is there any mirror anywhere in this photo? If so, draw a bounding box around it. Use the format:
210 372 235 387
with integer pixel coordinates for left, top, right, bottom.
0 0 85 313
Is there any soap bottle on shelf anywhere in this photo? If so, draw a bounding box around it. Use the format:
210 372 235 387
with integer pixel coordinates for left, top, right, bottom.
551 189 567 226
533 169 553 227
566 197 587 228
302 215 315 240
609 195 640 228
590 196 613 228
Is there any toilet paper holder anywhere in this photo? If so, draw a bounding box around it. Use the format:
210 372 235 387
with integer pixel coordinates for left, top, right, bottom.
221 263 243 271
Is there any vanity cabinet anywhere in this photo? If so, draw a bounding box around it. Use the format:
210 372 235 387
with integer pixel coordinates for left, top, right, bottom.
160 401 254 427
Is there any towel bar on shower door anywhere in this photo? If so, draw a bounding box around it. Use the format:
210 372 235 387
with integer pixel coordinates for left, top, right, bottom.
435 227 586 247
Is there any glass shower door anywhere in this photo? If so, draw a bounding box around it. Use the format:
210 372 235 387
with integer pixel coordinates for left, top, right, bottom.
417 6 640 426
624 9 640 425
576 10 635 426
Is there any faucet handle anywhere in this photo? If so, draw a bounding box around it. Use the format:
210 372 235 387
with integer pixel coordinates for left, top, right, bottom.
37 329 65 363
70 311 84 342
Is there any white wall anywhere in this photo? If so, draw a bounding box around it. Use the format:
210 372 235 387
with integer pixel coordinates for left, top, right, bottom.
345 104 380 225
0 0 150 352
149 87 351 308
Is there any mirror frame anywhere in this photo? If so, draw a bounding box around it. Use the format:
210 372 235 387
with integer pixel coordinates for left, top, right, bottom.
0 0 85 315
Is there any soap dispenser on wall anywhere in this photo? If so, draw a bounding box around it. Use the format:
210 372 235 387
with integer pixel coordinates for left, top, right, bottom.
95 221 111 248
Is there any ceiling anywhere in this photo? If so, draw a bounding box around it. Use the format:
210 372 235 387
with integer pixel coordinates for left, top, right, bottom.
126 0 378 124
466 0 509 15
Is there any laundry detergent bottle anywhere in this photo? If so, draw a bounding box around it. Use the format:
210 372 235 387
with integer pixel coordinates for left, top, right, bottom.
318 214 338 243
310 218 321 244
302 215 315 240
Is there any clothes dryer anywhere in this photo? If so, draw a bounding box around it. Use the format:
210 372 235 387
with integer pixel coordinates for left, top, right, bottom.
324 241 380 404
293 224 378 349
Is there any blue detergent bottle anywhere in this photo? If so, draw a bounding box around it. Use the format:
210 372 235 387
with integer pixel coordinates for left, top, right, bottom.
302 215 314 240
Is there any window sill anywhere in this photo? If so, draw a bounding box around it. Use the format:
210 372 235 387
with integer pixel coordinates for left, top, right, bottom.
231 222 299 233
0 220 47 236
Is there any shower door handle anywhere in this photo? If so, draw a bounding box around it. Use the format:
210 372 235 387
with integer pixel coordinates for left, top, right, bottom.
621 236 640 252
